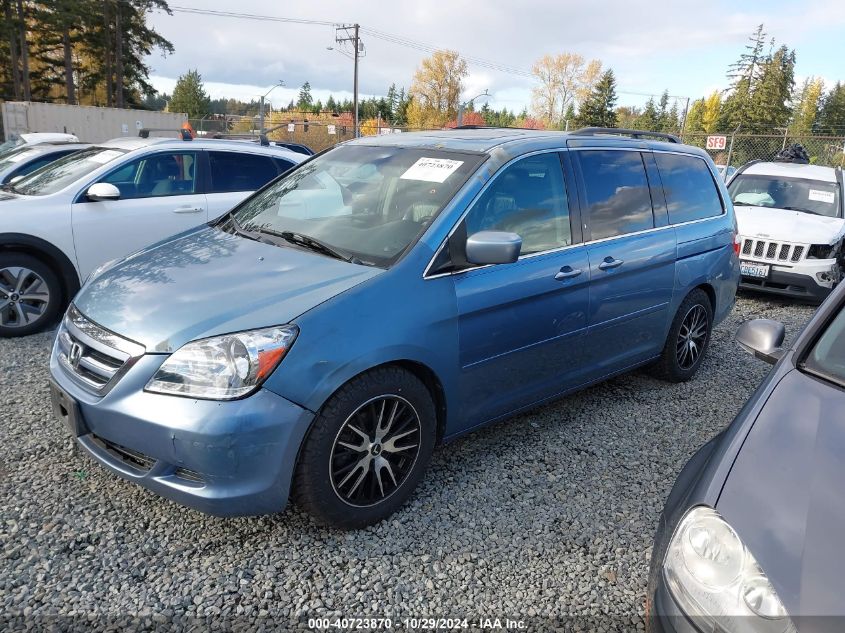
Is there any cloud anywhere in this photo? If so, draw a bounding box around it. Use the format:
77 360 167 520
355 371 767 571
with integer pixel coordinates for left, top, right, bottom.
145 0 845 111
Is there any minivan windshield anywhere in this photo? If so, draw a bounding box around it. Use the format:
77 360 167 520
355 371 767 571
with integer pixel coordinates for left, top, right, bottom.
10 146 127 196
728 174 841 218
227 145 485 267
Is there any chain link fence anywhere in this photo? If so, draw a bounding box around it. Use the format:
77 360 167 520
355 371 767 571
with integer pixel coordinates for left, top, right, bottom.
188 114 845 169
682 132 845 170
188 113 443 153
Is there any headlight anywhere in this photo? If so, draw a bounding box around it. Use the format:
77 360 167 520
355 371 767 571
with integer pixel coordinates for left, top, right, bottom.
145 325 298 400
807 244 836 259
664 506 794 633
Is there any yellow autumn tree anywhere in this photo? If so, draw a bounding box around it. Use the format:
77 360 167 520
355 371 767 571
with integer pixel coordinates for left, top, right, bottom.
531 53 602 128
701 91 722 133
408 50 468 129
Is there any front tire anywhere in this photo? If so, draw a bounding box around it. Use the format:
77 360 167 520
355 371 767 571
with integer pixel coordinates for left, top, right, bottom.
293 366 436 529
0 253 63 338
651 289 713 383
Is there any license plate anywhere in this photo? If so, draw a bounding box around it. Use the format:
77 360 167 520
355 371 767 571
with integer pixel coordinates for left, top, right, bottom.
740 261 769 279
49 380 86 437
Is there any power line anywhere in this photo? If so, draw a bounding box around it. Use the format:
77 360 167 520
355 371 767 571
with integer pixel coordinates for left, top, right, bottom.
168 5 691 100
169 6 337 27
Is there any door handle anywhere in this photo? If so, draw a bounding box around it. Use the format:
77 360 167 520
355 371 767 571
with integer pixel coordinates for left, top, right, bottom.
554 266 582 281
598 256 624 271
173 206 204 214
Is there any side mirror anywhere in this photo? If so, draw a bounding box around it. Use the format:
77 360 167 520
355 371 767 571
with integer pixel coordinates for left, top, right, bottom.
465 231 522 265
86 182 121 202
735 319 786 364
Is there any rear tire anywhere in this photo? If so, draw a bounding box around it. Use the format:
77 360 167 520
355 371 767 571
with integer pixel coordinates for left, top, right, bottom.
651 289 713 383
293 366 436 529
0 253 63 338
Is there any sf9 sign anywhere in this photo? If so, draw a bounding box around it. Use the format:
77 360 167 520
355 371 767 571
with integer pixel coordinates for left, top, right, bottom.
706 135 727 150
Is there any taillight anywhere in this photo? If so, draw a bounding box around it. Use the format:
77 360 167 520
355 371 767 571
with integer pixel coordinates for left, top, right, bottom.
733 233 741 256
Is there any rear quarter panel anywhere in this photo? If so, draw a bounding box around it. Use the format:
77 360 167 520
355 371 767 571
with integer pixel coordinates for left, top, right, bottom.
673 216 739 326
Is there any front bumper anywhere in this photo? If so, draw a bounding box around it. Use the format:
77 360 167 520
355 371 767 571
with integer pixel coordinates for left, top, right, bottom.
49 351 314 517
740 265 835 302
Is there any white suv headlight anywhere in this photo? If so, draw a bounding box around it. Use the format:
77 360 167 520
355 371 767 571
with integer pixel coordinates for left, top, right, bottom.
664 506 795 633
145 325 298 400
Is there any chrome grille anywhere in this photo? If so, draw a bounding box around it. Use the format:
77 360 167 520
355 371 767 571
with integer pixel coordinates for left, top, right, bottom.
739 237 807 264
54 305 145 395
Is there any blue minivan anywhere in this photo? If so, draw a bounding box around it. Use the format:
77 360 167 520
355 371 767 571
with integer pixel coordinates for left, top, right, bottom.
49 127 740 528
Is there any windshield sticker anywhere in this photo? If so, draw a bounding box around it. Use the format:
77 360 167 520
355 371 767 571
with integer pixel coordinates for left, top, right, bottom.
809 189 835 204
400 157 464 183
89 149 123 164
7 149 39 163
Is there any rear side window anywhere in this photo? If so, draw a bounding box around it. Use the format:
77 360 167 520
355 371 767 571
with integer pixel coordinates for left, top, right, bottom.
655 153 723 224
578 150 654 240
208 152 279 193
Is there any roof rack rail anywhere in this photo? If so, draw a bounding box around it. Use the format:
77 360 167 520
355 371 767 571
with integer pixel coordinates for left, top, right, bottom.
207 132 270 146
573 127 680 143
138 128 192 141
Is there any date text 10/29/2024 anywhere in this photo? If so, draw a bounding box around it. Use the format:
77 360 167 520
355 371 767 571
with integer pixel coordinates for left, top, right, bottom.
308 618 528 630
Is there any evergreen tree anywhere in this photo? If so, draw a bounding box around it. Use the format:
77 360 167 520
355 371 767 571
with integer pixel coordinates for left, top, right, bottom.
574 69 618 128
633 97 660 130
563 102 576 127
749 44 795 130
722 24 768 129
386 83 397 119
325 94 337 112
168 68 209 118
685 98 705 132
817 82 845 134
297 81 312 110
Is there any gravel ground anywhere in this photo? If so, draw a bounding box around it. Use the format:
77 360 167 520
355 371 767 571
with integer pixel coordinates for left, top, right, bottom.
0 294 816 631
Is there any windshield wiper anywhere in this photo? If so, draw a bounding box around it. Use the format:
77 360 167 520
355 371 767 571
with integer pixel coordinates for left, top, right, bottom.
259 228 361 264
732 200 755 206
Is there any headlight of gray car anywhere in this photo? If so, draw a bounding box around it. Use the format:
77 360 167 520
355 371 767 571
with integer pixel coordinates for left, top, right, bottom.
663 506 795 633
145 325 298 400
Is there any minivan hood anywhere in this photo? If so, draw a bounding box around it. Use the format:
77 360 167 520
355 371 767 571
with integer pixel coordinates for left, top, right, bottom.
717 368 845 620
74 226 382 352
736 205 845 245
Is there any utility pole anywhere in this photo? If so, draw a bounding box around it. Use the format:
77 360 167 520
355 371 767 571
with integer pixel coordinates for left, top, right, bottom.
335 24 363 137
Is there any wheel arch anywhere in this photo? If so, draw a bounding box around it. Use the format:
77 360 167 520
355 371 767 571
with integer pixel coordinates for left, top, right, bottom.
0 233 80 305
299 358 449 448
694 282 717 314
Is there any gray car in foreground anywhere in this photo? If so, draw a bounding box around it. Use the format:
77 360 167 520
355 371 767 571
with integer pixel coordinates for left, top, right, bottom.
649 281 845 633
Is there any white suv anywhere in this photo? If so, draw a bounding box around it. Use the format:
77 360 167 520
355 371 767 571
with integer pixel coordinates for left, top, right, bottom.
0 135 304 336
729 159 845 301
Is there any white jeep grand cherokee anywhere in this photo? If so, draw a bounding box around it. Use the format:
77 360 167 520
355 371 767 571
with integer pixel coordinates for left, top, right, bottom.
729 159 845 301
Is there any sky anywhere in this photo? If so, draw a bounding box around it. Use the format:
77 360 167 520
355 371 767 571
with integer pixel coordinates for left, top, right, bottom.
145 1 845 114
